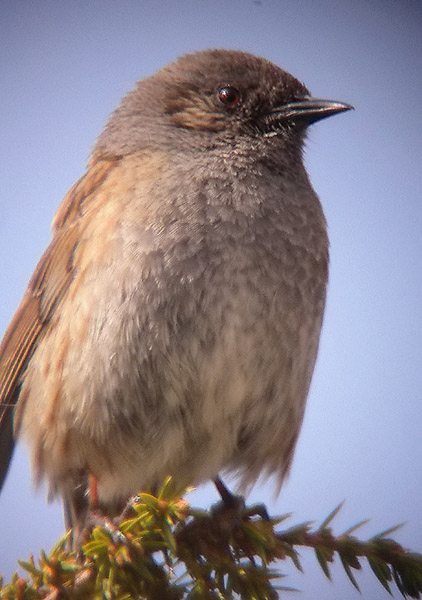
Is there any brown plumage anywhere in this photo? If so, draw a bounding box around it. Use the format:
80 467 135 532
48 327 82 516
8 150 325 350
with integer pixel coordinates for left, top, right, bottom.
0 49 351 545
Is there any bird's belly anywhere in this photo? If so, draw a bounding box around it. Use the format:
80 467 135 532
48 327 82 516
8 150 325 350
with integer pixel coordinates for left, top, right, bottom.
18 242 324 505
94 281 320 503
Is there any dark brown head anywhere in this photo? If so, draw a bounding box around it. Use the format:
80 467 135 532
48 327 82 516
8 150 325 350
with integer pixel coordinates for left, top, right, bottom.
93 49 352 162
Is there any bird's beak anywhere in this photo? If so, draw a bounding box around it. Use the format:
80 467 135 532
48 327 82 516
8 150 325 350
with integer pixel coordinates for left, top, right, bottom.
272 97 354 125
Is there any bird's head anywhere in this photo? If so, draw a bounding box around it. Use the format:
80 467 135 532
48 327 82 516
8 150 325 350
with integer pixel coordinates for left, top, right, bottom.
93 49 352 165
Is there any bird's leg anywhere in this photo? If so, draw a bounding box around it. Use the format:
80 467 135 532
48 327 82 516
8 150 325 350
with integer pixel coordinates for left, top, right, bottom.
88 473 99 511
87 472 109 523
213 476 270 520
86 473 114 529
84 473 128 544
65 473 105 551
213 476 245 511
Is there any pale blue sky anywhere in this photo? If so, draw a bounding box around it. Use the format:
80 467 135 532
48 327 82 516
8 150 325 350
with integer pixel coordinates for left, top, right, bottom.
0 1 421 598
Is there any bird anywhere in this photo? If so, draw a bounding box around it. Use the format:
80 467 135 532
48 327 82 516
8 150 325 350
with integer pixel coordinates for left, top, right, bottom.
0 49 352 545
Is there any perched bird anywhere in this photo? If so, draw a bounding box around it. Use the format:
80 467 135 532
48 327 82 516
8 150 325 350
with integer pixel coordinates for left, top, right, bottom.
0 49 351 543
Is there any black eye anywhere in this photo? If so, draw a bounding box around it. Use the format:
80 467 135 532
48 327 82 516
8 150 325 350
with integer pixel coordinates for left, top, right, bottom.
217 85 241 108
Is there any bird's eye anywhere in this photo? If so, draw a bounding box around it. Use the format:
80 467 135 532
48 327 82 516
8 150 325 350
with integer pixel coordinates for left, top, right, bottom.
217 85 241 109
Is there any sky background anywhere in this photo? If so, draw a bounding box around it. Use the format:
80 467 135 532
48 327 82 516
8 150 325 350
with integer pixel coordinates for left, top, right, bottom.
0 1 421 598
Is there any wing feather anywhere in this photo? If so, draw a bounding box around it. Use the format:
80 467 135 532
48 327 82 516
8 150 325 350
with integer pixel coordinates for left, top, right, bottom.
0 158 117 489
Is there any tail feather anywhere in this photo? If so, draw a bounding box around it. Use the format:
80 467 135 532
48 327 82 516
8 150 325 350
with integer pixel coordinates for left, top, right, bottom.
0 406 15 492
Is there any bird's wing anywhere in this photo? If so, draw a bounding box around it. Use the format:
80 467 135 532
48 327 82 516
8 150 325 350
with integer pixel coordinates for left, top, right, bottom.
0 158 117 491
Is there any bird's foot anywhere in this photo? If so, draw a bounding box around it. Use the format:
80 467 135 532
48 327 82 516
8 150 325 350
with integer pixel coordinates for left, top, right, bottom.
117 493 143 521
